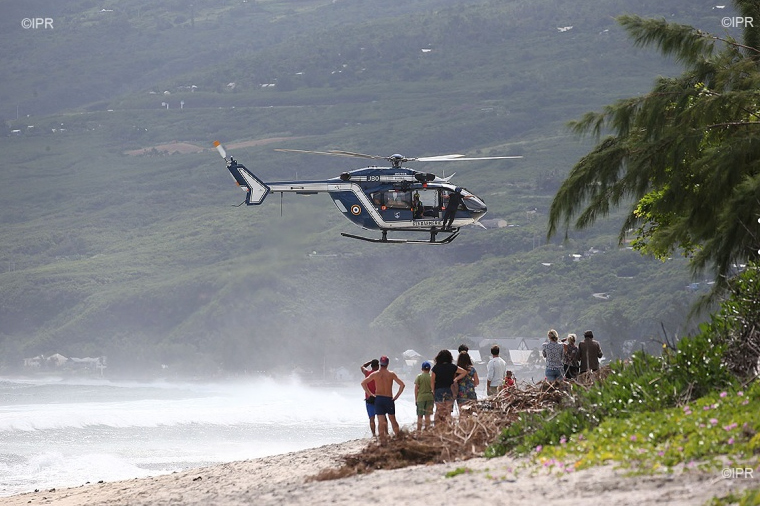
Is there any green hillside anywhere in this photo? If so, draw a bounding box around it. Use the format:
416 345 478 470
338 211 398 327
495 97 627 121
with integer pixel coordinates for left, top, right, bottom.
0 0 732 376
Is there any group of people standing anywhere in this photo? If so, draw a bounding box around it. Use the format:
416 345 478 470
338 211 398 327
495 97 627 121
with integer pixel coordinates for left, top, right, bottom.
360 334 604 443
542 329 604 382
360 344 517 443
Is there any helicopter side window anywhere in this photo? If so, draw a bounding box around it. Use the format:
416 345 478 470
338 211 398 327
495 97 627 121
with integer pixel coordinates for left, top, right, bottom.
383 190 411 209
371 192 385 208
416 189 440 217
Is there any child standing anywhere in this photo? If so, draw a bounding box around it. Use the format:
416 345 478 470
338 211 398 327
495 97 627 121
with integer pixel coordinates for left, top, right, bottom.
414 361 434 431
503 370 516 389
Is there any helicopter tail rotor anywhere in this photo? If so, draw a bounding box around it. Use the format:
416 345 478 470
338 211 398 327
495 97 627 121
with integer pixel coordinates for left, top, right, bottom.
213 140 227 160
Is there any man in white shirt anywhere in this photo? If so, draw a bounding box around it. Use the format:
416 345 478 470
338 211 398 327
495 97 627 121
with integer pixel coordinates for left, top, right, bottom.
486 345 507 396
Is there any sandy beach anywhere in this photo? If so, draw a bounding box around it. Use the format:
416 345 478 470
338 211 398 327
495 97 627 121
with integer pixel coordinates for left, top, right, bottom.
3 438 756 506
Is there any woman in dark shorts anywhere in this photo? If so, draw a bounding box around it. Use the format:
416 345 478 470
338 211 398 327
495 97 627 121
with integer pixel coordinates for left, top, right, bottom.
430 349 466 425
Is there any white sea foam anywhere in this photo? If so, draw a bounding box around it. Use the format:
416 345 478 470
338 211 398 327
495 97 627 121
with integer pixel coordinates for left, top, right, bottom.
0 375 415 497
0 376 387 431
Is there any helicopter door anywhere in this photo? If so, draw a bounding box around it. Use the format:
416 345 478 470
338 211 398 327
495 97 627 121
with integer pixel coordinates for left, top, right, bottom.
414 188 440 218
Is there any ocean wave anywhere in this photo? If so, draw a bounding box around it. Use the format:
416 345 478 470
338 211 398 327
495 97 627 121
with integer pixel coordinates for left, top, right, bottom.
0 376 397 432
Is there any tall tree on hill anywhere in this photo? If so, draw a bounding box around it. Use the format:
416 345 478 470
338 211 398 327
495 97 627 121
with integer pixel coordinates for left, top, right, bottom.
547 0 760 296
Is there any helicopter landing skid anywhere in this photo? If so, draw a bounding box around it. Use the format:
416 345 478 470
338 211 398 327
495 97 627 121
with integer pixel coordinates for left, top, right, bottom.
341 228 460 245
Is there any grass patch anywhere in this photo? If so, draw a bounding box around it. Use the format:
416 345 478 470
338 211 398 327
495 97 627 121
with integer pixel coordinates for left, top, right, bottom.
445 467 473 478
706 488 760 506
532 383 760 473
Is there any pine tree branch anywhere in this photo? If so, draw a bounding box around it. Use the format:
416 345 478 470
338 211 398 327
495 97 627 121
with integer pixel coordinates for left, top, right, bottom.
705 121 760 128
704 33 760 55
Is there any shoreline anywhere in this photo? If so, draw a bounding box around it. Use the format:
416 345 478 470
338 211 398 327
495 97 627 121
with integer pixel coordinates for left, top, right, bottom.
3 438 756 506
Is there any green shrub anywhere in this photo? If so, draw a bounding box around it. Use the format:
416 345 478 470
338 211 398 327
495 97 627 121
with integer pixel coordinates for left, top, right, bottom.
709 264 760 381
488 328 737 457
534 382 760 472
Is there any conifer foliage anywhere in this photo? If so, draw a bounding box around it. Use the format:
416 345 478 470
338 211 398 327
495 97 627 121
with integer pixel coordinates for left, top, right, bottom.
548 1 760 291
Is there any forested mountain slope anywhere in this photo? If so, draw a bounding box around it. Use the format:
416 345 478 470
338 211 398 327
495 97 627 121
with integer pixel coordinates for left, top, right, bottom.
0 0 730 375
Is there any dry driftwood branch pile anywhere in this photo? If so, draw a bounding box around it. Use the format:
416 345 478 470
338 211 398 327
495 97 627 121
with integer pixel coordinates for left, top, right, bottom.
311 378 593 482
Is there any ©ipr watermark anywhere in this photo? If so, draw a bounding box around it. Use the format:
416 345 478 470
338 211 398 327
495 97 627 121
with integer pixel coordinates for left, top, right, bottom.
722 16 754 28
21 18 54 30
721 467 755 479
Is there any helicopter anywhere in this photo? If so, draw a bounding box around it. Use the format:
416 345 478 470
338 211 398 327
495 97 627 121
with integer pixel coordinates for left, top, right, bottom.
214 141 521 244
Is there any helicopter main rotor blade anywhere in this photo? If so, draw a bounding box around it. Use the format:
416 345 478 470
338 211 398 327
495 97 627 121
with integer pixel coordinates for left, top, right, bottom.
275 148 387 160
414 154 466 161
275 148 347 157
213 140 227 159
275 148 522 163
416 155 523 161
327 150 387 160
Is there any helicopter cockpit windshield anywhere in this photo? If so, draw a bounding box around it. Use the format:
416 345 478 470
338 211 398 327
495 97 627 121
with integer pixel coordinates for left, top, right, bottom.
459 188 487 213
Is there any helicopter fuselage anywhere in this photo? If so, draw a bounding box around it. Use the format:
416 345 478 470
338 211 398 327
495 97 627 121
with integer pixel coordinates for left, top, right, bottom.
259 166 487 232
219 143 502 243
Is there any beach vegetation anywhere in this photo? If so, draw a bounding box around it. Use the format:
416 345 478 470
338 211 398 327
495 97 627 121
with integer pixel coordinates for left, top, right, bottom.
531 383 759 472
488 262 759 470
707 488 760 506
444 467 472 478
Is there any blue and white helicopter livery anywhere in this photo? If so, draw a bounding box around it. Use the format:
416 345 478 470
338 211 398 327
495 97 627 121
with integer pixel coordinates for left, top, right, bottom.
214 141 521 244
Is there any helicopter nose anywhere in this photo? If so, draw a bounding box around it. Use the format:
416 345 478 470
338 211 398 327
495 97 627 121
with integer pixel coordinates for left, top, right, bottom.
462 194 487 213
